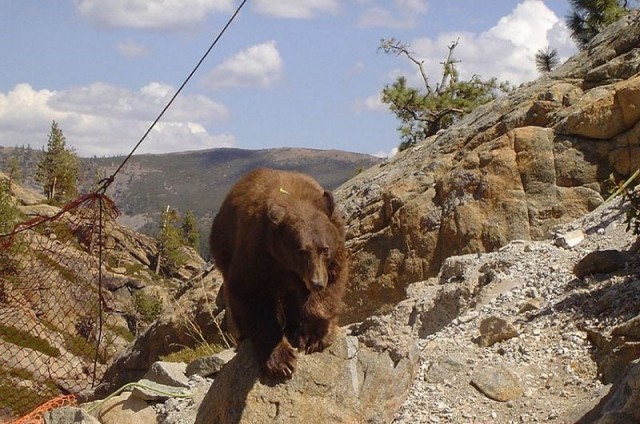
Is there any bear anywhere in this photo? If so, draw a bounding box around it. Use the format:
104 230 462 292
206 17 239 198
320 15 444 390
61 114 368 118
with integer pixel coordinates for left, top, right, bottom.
209 167 348 379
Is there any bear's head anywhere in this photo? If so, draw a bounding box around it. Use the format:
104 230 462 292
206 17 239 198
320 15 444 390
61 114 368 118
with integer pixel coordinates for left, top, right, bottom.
265 191 344 293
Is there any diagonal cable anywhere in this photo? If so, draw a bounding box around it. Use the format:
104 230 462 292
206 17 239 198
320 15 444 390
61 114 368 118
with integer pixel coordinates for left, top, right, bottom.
97 0 249 194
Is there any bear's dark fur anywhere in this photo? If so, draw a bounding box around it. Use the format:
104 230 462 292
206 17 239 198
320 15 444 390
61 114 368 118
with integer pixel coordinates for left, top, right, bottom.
209 168 348 379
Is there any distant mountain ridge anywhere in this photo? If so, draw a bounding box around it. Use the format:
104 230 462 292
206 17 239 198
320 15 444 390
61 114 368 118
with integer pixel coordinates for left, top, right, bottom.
99 147 380 229
0 146 382 254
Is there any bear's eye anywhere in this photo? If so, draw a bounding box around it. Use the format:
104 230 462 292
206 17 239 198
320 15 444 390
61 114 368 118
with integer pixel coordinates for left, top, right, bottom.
321 246 330 256
298 248 310 258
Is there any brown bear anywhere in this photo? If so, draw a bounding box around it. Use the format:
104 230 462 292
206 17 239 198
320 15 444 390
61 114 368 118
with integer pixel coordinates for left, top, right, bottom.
209 167 348 379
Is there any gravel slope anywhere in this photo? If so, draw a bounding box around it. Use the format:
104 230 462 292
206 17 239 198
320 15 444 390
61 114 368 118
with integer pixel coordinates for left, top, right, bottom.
393 198 640 423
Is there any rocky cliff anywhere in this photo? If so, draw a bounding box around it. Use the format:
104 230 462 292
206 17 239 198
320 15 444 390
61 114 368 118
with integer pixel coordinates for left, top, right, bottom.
336 11 640 323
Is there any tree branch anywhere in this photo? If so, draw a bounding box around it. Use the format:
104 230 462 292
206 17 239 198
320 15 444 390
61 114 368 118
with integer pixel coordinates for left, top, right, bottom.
379 38 433 95
437 38 461 95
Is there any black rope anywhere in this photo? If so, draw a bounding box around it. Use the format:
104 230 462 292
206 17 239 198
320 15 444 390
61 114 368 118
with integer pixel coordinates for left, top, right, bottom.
97 0 249 194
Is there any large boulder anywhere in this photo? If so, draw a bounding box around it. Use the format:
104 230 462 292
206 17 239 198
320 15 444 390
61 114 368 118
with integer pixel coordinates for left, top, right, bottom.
194 327 419 423
336 11 640 323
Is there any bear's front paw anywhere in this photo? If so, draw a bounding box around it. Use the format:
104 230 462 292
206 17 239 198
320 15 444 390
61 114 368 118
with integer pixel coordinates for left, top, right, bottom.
297 320 336 354
264 339 297 379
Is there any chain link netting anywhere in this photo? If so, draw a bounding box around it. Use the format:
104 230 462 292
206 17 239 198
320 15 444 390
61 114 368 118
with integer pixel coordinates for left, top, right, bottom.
0 4 248 420
0 194 120 422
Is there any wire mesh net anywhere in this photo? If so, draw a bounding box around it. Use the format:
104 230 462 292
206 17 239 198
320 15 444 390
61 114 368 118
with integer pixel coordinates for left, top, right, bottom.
0 194 121 421
0 4 249 421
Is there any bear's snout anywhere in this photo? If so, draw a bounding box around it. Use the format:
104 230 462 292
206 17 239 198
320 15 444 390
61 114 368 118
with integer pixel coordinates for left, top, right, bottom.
310 277 326 291
305 264 328 292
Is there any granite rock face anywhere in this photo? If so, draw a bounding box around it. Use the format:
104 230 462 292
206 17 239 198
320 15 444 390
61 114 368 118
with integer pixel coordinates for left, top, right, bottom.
336 11 640 323
194 328 419 424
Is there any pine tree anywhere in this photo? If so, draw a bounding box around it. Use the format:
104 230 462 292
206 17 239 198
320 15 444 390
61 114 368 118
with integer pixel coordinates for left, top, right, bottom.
35 121 79 203
535 47 560 73
566 0 628 49
181 210 200 250
0 180 18 234
155 206 186 276
0 179 23 298
379 38 511 151
6 156 22 192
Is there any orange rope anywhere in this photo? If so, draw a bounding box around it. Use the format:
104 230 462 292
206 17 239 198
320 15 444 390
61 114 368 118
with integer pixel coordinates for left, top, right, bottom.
9 394 77 424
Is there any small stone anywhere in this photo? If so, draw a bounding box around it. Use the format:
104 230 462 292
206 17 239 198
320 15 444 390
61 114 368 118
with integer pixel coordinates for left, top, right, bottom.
144 361 190 388
471 364 525 402
425 356 465 383
518 299 541 314
92 391 158 424
434 401 450 412
186 348 236 377
477 317 520 347
553 229 584 248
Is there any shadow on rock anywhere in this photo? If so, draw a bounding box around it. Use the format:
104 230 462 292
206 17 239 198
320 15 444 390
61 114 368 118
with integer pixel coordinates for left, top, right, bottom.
195 341 260 424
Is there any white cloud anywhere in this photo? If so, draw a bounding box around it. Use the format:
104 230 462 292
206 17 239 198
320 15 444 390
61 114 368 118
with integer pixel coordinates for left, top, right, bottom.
74 0 233 30
353 93 386 113
357 0 428 29
252 0 339 18
203 41 284 90
116 40 149 58
407 0 576 86
0 83 234 156
373 147 398 158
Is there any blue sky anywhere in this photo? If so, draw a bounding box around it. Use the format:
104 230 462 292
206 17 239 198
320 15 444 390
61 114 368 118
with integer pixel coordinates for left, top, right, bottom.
0 0 577 158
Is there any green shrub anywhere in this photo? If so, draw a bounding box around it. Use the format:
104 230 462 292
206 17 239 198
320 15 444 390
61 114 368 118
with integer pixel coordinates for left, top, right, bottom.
132 291 163 323
160 342 224 363
0 324 60 357
106 322 135 343
125 262 146 275
63 332 97 362
35 252 77 284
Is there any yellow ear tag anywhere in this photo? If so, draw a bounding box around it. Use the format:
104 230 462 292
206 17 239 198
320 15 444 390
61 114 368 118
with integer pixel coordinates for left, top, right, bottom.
279 187 290 195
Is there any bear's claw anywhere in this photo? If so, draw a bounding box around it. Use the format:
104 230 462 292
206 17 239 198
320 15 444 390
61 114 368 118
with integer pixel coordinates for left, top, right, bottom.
296 320 336 354
265 340 297 379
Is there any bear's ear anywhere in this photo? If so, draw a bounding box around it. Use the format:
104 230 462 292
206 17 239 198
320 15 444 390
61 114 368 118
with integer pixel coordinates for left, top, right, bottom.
268 203 286 226
322 190 335 215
